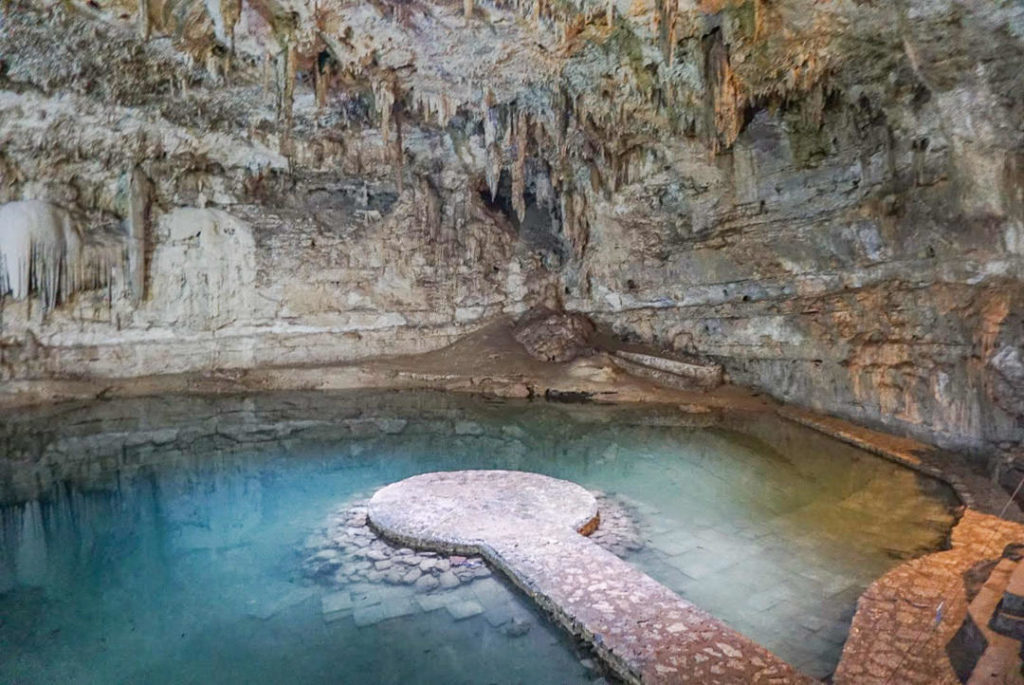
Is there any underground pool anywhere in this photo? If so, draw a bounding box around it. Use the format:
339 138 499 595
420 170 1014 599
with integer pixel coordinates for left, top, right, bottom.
0 390 958 683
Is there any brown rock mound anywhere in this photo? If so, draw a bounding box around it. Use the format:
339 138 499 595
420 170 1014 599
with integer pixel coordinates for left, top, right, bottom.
512 308 595 363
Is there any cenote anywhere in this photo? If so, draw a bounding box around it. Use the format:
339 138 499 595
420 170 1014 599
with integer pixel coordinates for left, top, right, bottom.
0 390 958 683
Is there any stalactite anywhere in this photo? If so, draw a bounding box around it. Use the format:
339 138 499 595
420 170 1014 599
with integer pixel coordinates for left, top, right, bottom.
222 0 241 50
0 201 77 311
559 187 590 259
703 29 743 152
274 37 297 157
126 168 152 305
412 91 456 128
483 93 502 202
417 177 442 240
464 0 473 19
512 112 527 222
393 108 404 194
315 52 330 112
262 53 271 96
0 201 119 312
375 76 396 149
283 42 296 130
802 83 825 130
654 0 678 64
137 0 150 41
203 0 242 50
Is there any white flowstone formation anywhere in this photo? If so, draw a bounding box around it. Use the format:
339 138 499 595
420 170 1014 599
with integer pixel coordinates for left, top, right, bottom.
0 200 83 309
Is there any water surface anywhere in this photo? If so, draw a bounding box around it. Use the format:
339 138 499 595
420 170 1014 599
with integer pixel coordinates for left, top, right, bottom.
0 391 957 681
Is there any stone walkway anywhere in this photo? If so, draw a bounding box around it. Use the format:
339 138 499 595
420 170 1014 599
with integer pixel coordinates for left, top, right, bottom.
835 509 1024 683
781 408 1024 682
368 470 810 684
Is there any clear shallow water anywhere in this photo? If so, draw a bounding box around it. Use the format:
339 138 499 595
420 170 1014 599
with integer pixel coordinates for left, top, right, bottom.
0 391 957 682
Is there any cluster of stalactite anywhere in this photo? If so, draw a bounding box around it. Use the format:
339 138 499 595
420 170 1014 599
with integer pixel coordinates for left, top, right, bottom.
0 202 127 312
56 0 835 267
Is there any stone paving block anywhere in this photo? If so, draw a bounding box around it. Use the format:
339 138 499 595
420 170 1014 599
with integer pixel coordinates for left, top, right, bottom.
648 533 700 557
820 619 852 646
820 573 858 597
446 599 485 621
351 588 384 608
470 577 510 609
379 597 418 620
747 584 798 611
484 602 515 627
672 550 740 580
322 609 351 624
353 604 386 627
798 614 828 632
654 566 696 593
321 590 353 615
645 517 675 535
415 591 452 612
440 584 477 605
245 586 315 620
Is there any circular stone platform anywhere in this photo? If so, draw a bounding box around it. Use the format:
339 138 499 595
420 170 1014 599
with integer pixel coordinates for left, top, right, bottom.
368 470 807 684
367 470 599 553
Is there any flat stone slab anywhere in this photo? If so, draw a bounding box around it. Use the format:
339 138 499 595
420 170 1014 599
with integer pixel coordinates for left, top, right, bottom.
368 470 809 684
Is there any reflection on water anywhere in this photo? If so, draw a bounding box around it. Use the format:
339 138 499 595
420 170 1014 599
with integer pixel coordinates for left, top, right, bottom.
0 391 957 681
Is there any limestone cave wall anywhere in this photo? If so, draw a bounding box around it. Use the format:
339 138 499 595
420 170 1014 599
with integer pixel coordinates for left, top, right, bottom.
0 0 1020 458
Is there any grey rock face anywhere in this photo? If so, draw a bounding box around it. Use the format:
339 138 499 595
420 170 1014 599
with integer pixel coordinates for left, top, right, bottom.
0 0 1020 460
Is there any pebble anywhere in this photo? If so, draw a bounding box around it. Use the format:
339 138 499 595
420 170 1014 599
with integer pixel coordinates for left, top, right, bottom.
302 496 646 603
447 600 485 621
313 549 343 563
502 617 531 637
321 591 353 615
438 570 460 589
414 575 440 593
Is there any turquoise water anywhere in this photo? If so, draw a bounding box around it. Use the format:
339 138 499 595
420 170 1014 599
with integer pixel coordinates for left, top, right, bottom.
0 391 957 682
